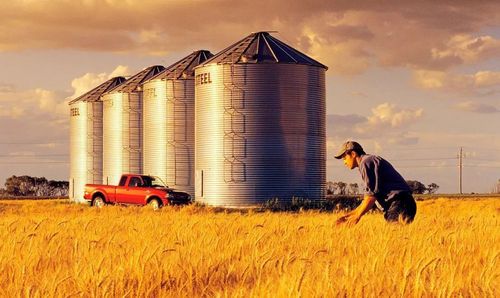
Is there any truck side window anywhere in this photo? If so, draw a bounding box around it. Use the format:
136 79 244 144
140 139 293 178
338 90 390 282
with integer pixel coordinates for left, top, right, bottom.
118 176 127 186
128 177 142 187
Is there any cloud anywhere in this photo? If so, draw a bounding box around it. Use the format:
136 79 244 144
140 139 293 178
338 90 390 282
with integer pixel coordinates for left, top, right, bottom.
326 114 366 140
431 35 500 65
1 1 499 76
0 105 24 119
70 65 131 98
0 64 131 144
350 91 368 98
474 71 500 88
109 65 131 78
358 103 424 134
0 89 69 150
0 64 134 149
0 83 15 92
327 103 424 144
413 69 500 96
413 70 447 89
0 87 69 119
387 133 420 146
0 83 78 150
301 27 372 75
455 101 500 113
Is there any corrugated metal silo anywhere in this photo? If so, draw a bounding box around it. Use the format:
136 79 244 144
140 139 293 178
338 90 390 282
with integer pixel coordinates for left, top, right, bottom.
143 51 213 195
102 66 165 185
68 77 126 202
194 32 328 207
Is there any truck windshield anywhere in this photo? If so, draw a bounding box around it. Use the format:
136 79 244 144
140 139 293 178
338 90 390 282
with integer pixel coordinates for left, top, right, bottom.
142 176 167 188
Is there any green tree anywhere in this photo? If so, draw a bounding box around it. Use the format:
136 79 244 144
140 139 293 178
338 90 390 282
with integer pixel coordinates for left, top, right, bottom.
326 181 336 195
348 183 359 194
3 175 69 196
5 176 34 196
406 180 427 194
427 183 439 194
336 182 347 195
48 180 69 196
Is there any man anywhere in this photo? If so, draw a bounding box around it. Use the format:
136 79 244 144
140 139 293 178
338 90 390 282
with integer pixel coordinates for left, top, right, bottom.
334 141 416 225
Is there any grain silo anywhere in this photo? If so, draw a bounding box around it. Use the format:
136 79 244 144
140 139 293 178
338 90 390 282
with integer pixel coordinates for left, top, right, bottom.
195 32 327 207
102 66 165 185
68 76 126 202
142 51 213 195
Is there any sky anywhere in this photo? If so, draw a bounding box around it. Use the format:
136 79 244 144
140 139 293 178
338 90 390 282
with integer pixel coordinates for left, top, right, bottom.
0 0 499 193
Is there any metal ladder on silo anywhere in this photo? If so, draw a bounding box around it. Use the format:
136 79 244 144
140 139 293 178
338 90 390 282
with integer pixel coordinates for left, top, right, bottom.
222 64 246 183
166 80 190 186
86 103 94 183
86 102 100 183
123 94 142 174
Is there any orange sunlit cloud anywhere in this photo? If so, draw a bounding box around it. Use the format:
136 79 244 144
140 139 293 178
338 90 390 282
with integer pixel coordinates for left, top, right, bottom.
1 1 499 75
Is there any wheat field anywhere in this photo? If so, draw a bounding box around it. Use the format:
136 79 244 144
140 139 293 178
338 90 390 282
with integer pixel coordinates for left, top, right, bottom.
0 198 498 297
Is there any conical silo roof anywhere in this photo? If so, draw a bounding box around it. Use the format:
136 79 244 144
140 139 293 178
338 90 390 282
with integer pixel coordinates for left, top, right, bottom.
107 65 165 93
200 31 327 69
68 76 126 104
149 50 214 81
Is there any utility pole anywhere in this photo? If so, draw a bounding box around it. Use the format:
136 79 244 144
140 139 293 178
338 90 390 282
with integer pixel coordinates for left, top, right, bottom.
458 147 463 194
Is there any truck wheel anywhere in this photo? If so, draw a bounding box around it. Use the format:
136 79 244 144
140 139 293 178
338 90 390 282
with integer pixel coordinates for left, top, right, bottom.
92 195 105 208
148 198 161 211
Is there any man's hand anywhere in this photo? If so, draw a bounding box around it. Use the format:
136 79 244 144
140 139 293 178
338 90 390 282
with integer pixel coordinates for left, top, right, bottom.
336 213 361 226
336 195 376 226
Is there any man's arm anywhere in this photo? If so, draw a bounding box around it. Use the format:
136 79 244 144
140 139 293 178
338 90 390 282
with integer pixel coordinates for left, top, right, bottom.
336 195 376 226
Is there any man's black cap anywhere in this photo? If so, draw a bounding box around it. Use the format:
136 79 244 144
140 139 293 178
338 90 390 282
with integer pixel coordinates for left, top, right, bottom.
334 141 364 159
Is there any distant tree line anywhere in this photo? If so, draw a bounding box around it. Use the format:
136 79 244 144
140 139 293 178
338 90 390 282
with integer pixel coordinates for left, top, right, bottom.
406 180 439 194
326 180 439 195
0 175 68 197
326 182 360 195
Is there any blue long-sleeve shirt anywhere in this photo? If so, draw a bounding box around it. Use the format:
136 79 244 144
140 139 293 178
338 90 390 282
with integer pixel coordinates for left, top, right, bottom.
359 154 411 210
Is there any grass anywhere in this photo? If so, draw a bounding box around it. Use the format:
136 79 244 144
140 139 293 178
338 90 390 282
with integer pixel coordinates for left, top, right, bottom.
0 198 498 297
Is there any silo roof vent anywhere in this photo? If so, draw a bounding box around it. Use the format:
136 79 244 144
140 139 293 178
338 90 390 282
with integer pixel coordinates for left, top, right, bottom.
150 50 214 81
68 76 126 104
201 31 327 69
107 65 165 93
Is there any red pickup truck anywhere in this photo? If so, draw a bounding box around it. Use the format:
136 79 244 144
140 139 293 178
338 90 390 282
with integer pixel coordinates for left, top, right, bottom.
83 174 192 209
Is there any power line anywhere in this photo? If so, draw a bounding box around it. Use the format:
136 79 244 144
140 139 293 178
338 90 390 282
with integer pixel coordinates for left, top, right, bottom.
0 142 68 145
391 157 457 161
0 161 69 164
463 165 500 168
466 157 500 162
0 154 69 157
326 157 500 162
327 155 500 162
381 146 459 151
396 165 457 168
471 148 500 152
